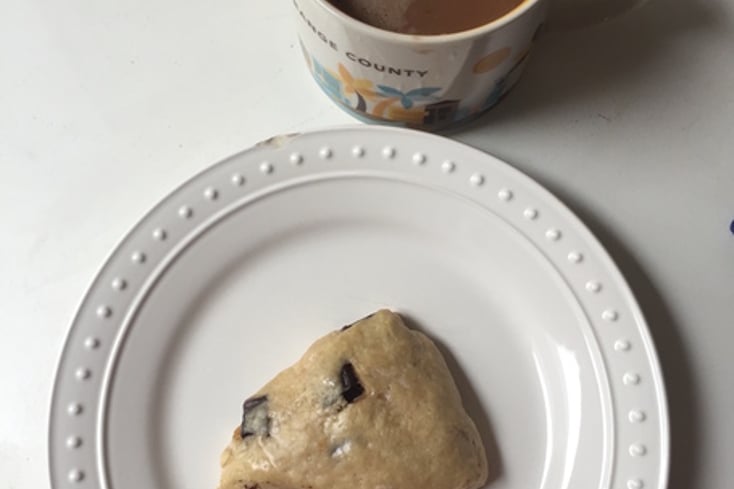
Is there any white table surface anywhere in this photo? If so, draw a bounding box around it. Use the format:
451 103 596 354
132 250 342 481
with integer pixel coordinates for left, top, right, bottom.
1 0 732 488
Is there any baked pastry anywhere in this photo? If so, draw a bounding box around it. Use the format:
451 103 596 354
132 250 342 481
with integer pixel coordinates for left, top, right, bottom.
218 309 488 489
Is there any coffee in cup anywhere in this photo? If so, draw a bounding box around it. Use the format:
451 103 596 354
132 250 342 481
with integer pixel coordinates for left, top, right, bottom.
328 0 526 35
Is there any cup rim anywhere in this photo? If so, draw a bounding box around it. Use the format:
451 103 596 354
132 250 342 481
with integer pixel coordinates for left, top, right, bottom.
312 0 540 43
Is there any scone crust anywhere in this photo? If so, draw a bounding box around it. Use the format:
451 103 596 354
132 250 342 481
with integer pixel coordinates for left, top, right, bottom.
219 310 488 489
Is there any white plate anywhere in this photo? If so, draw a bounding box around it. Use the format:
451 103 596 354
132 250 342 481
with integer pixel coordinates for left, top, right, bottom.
49 126 668 489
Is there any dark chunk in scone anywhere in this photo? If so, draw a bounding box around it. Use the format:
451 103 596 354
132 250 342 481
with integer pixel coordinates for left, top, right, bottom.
218 310 488 489
240 396 270 439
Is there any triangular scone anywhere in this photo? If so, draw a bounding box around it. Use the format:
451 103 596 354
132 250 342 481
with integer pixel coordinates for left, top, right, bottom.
218 310 488 489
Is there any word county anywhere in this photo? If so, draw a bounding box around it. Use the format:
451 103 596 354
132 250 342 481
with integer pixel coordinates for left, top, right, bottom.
294 0 430 78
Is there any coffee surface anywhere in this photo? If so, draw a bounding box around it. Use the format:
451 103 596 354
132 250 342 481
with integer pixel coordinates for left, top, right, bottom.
328 0 525 35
